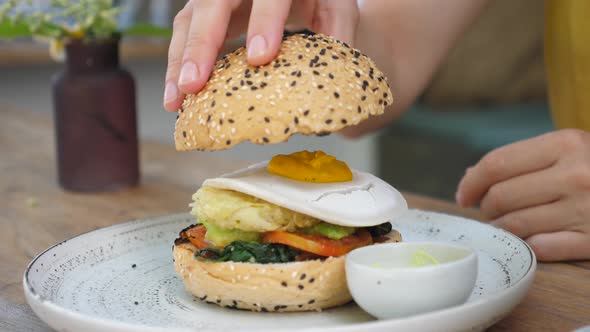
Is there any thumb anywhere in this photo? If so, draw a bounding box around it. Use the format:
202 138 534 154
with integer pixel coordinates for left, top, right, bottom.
313 0 358 45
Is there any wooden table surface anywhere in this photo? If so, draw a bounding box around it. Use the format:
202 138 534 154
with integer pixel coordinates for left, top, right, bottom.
1 107 589 331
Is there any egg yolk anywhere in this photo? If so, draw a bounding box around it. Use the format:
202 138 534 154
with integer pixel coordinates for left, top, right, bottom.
267 150 353 183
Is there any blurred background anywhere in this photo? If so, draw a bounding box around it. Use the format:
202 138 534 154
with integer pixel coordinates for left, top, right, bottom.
0 0 552 201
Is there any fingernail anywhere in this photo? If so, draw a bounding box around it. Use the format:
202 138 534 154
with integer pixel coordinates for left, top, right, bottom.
248 35 267 59
163 81 178 105
178 61 199 87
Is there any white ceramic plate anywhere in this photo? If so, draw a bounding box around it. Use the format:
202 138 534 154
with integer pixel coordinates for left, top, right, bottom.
24 210 536 332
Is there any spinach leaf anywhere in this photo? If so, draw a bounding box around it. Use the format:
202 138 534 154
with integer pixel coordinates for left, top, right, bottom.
194 241 300 263
366 222 392 238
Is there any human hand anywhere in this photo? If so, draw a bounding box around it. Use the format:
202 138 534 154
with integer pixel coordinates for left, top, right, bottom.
456 129 590 261
163 0 359 112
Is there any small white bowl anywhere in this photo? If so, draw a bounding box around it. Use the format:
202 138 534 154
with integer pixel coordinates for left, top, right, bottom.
346 241 478 319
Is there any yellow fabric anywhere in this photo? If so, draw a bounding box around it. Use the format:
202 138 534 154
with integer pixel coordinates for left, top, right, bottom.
545 0 590 130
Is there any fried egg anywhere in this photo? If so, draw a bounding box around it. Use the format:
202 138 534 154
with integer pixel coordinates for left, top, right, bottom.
202 162 408 228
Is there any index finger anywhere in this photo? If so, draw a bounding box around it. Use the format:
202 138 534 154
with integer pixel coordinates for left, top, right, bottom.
178 0 233 94
246 0 292 66
456 132 560 207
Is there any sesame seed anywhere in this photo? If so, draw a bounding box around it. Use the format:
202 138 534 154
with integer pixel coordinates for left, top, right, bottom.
264 117 270 123
361 95 366 101
294 116 299 124
251 86 258 90
341 119 348 124
298 54 303 59
329 73 334 79
292 271 297 278
284 127 290 134
226 140 231 145
357 106 362 113
303 110 310 116
232 86 238 91
308 299 315 304
262 137 269 143
305 43 311 48
211 101 216 107
228 119 234 123
298 285 304 290
309 278 315 283
281 281 288 287
312 70 320 75
320 49 326 55
182 131 186 138
317 85 323 89
290 81 296 86
334 92 340 98
226 92 232 97
325 119 333 124
300 273 307 280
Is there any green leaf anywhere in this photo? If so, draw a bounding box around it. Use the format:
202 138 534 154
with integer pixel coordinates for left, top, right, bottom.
0 19 32 39
194 241 301 264
366 222 393 238
124 23 171 38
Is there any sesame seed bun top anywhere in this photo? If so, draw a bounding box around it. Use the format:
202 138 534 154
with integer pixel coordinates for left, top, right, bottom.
174 33 393 151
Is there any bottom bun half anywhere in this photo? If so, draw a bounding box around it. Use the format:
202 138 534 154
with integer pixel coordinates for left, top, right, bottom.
173 229 401 312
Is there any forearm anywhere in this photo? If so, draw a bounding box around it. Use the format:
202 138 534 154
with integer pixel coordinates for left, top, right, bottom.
342 0 491 137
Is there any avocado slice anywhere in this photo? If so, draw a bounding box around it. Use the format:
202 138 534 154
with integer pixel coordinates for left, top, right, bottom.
201 220 260 247
301 222 356 240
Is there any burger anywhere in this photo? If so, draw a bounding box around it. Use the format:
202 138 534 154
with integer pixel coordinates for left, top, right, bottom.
172 33 406 312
